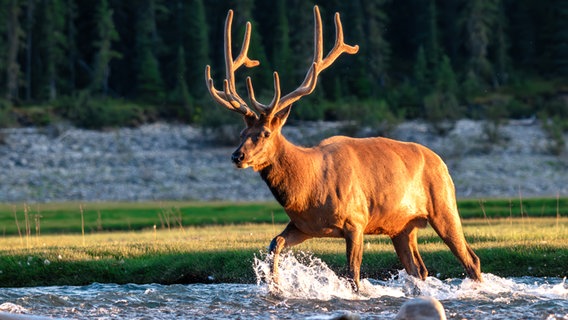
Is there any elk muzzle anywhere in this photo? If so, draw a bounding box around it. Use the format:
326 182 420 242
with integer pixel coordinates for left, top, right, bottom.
231 150 245 166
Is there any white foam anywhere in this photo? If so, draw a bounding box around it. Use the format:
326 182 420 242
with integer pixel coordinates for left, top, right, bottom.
254 251 405 300
0 303 28 314
254 251 568 303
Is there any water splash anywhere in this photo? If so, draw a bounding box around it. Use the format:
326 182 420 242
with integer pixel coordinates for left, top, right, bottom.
254 251 407 300
0 253 565 319
254 250 568 304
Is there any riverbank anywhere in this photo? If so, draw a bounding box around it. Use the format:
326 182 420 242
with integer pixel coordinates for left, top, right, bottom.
0 218 566 287
1 119 567 203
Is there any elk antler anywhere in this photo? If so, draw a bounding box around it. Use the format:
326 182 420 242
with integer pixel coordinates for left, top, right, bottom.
206 6 359 121
205 10 260 119
246 5 359 119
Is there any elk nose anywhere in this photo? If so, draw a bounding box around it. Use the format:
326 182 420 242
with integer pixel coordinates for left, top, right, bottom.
231 151 245 164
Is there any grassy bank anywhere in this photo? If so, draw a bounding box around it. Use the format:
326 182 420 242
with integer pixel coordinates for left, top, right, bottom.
1 198 567 236
0 217 566 287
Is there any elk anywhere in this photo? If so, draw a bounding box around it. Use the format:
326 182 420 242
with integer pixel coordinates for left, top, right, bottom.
205 6 482 290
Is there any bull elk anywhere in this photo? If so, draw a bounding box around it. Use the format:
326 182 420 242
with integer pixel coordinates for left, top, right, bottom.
205 5 482 290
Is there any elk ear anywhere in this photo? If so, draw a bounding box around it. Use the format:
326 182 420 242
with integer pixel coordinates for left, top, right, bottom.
270 105 292 129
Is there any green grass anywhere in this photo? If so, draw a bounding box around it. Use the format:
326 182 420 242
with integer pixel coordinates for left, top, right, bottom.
0 217 566 287
457 197 568 219
0 199 566 287
1 197 566 236
0 202 286 236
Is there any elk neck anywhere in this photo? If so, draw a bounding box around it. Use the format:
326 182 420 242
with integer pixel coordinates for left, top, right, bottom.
259 133 321 211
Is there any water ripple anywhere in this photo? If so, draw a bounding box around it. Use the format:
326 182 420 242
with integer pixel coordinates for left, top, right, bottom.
0 252 566 319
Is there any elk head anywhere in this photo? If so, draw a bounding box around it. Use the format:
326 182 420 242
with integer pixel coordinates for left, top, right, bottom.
205 6 358 170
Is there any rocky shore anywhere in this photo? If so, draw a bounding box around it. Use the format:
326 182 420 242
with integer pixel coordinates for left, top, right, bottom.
0 119 566 203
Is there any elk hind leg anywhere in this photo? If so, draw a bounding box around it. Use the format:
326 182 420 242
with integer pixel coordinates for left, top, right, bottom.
429 207 482 281
391 226 428 280
268 222 311 284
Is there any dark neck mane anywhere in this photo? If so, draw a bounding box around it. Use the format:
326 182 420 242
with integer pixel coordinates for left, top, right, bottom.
259 135 318 210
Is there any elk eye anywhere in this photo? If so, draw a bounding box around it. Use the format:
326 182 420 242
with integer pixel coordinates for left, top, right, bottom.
263 131 271 138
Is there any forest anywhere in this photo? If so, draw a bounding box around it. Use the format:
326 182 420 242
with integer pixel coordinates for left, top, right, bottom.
0 0 566 135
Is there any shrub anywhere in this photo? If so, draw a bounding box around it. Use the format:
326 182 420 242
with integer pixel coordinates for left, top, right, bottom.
506 98 533 119
0 99 15 128
12 106 56 127
540 113 568 156
424 91 460 135
55 91 154 129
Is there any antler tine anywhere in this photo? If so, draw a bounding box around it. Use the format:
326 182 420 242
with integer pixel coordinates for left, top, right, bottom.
204 10 259 119
267 5 359 117
246 72 281 115
320 12 360 70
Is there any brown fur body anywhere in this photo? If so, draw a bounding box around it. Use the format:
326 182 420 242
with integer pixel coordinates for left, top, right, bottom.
254 131 482 288
205 6 482 289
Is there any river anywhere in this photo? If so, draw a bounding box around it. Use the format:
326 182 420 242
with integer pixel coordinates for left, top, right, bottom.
0 252 566 319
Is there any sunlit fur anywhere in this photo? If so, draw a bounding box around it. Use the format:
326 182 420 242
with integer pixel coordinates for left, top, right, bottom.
236 112 482 289
205 6 482 290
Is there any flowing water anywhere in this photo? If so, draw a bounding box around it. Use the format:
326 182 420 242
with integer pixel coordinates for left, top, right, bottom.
0 252 566 319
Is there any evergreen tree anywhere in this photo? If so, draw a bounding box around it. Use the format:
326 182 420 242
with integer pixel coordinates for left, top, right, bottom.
507 0 536 69
438 1 461 64
549 0 568 76
424 0 441 69
168 46 193 121
462 0 499 87
364 0 390 93
0 4 8 98
287 0 314 85
271 0 292 92
232 0 271 99
184 0 209 99
65 0 77 93
135 0 165 102
424 55 460 135
435 55 458 96
42 0 66 100
91 0 121 95
24 0 34 101
338 0 367 99
5 0 22 103
491 0 510 86
414 46 428 94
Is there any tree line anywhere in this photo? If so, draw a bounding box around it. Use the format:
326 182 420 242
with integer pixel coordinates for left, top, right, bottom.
0 0 566 132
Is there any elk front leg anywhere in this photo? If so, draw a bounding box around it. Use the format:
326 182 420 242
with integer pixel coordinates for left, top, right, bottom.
268 222 311 284
345 228 364 291
391 227 428 280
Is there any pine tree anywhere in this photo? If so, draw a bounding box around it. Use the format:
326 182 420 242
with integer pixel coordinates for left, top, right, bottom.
232 0 271 99
42 0 66 100
435 55 458 96
287 0 321 110
491 0 510 86
24 0 34 101
462 0 499 87
424 0 441 69
184 0 209 99
5 0 22 103
414 46 428 94
549 0 568 76
364 0 390 94
424 55 460 135
135 0 164 103
65 0 77 93
271 0 292 92
0 3 9 99
91 0 121 95
169 46 193 121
